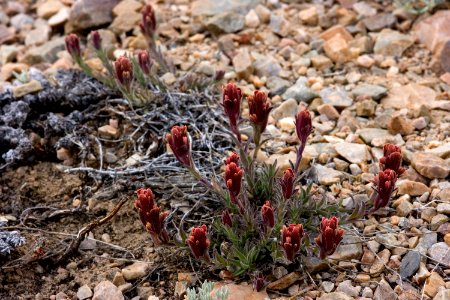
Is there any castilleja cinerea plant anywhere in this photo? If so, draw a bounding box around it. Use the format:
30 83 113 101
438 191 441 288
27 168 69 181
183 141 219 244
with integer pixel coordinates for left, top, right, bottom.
160 81 349 278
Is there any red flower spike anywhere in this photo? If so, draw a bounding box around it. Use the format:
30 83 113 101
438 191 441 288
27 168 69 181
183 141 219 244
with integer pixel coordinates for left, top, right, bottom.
114 56 133 87
221 210 232 227
140 4 157 38
261 201 275 228
295 110 312 146
373 169 398 211
187 225 210 260
166 125 191 167
65 34 81 59
379 144 406 175
135 188 155 213
281 224 304 261
91 31 101 50
248 91 272 135
314 217 344 259
135 188 169 245
222 82 242 131
138 50 152 75
224 152 240 165
224 162 244 204
280 168 295 200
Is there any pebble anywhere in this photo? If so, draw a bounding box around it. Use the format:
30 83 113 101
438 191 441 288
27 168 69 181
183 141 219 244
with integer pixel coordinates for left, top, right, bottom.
67 0 120 32
373 279 396 300
334 142 369 164
267 272 302 290
336 280 361 297
434 289 450 300
269 14 290 37
48 7 70 26
92 281 124 300
397 180 430 196
12 80 43 98
411 152 449 179
428 242 450 266
318 292 354 300
424 272 445 298
232 48 253 79
206 12 245 34
370 249 391 275
212 283 268 300
245 9 260 28
352 84 387 101
317 104 340 120
387 115 414 135
282 77 317 103
98 125 120 139
253 54 282 77
77 285 93 300
320 87 353 108
121 262 150 281
329 235 363 260
322 281 335 293
356 99 377 117
37 0 65 19
399 251 420 279
314 164 344 186
373 29 414 56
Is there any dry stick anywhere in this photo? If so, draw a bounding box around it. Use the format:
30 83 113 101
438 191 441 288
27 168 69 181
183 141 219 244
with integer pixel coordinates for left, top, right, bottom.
53 196 129 265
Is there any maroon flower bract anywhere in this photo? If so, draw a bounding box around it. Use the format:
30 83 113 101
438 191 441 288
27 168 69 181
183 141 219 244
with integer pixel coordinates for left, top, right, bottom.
90 30 101 50
140 4 157 38
65 33 81 59
281 224 304 261
138 50 152 75
379 144 406 175
166 125 191 167
114 56 133 87
314 217 344 259
261 201 275 228
224 161 244 205
248 91 272 143
222 210 232 227
187 225 210 260
373 169 398 212
222 82 242 138
135 188 169 245
280 168 295 200
295 110 312 147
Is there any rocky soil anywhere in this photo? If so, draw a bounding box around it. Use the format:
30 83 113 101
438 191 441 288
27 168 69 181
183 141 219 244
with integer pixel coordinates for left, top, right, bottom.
1 0 450 299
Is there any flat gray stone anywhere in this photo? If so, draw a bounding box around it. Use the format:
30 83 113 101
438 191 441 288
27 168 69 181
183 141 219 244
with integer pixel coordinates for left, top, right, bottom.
352 84 387 101
399 251 420 279
192 0 261 16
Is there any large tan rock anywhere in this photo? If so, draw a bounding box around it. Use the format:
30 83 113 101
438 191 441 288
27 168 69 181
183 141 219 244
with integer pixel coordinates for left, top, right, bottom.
411 152 449 179
66 0 121 32
413 10 450 73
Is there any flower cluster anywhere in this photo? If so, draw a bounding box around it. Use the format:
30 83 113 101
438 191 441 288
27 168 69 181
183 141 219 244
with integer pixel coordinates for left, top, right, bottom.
371 144 405 213
281 224 304 261
140 4 157 38
222 83 242 139
315 217 345 259
134 188 169 245
65 34 81 61
164 82 345 265
248 91 272 145
261 201 274 228
224 152 244 205
187 225 210 260
114 56 133 88
166 125 192 168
